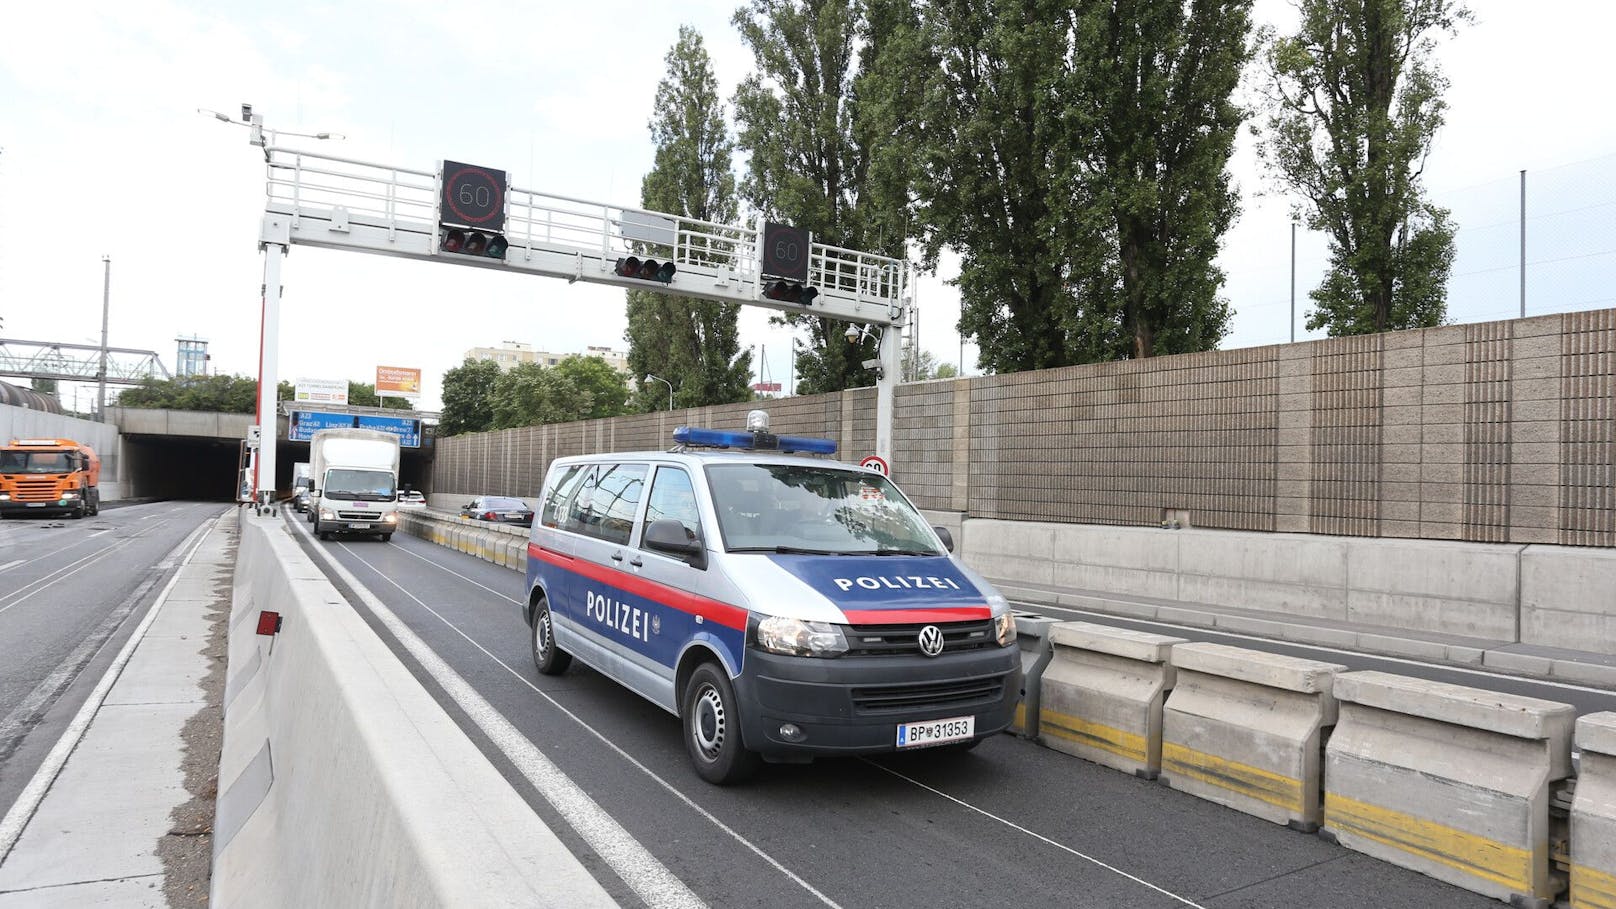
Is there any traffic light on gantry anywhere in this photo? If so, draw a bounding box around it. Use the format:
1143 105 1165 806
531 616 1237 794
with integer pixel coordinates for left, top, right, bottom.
438 160 509 260
613 256 677 284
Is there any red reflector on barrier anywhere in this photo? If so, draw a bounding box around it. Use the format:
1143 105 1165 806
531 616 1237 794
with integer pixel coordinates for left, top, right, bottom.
256 611 282 636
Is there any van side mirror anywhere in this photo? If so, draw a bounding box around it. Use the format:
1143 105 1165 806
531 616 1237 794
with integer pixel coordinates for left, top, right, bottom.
644 518 706 569
933 525 955 553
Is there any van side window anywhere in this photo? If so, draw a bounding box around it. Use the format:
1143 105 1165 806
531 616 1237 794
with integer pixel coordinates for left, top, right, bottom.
590 464 647 545
643 466 700 543
565 464 646 545
541 465 585 528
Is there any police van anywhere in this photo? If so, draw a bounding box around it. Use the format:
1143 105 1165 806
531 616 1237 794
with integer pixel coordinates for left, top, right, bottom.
523 411 1022 784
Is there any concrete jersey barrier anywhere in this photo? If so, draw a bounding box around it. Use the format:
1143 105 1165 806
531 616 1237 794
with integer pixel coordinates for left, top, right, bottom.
1160 642 1346 831
1009 612 1061 738
1324 670 1575 908
1038 622 1185 779
1572 713 1616 909
212 514 613 908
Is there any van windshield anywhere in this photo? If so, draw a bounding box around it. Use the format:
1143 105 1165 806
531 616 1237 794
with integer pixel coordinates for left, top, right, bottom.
706 463 942 556
323 468 396 501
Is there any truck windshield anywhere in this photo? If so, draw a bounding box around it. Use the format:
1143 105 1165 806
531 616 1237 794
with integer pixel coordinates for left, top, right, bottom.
706 463 942 556
0 451 72 474
323 468 396 501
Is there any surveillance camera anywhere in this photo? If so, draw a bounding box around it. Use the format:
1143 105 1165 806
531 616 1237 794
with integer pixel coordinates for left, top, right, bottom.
845 324 861 344
241 102 254 122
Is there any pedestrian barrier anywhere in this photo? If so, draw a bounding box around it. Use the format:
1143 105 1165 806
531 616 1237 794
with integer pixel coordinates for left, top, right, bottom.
1570 712 1616 909
1039 622 1185 778
1324 670 1575 908
212 515 612 907
1161 642 1345 831
1008 612 1060 738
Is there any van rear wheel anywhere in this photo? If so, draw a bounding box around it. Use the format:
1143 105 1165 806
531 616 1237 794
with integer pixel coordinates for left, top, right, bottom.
682 663 759 785
530 600 571 676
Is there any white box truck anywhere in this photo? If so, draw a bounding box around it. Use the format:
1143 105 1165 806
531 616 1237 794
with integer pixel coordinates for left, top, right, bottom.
308 428 401 541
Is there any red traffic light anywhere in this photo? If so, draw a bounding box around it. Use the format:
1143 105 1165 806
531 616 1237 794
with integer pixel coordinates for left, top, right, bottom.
764 280 818 306
613 256 676 285
440 227 508 259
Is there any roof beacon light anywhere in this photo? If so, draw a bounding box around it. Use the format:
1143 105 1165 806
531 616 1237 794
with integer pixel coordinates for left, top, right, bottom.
747 409 770 432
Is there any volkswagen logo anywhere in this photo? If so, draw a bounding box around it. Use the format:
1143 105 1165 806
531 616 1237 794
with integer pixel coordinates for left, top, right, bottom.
917 625 945 657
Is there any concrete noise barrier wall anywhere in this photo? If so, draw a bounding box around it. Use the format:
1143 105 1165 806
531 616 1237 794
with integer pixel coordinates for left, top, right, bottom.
1572 713 1616 909
1038 622 1185 779
212 514 613 908
1324 670 1575 907
1161 642 1346 831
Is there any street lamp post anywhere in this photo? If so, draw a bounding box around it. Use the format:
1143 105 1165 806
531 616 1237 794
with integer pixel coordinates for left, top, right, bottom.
644 373 674 411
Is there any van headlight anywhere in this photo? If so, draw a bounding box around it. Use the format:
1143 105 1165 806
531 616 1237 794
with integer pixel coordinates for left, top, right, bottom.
989 598 1017 647
754 615 848 658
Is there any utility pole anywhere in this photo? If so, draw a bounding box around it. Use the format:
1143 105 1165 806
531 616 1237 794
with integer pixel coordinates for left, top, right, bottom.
1519 169 1527 319
1290 221 1297 343
97 255 111 421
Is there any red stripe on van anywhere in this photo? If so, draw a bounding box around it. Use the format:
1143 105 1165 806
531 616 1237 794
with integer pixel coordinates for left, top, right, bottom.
841 606 993 624
528 542 749 631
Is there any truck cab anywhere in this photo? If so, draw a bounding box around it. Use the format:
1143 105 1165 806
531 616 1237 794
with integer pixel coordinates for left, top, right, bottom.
0 438 101 519
308 428 400 541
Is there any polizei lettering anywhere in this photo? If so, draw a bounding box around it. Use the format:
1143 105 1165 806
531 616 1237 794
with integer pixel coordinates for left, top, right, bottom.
831 575 963 593
586 590 652 642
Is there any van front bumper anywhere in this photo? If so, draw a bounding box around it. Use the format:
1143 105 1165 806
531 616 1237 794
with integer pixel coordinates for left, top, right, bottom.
731 645 1022 758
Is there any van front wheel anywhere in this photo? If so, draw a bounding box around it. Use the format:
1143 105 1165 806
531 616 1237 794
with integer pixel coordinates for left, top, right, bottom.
530 600 571 676
682 663 759 785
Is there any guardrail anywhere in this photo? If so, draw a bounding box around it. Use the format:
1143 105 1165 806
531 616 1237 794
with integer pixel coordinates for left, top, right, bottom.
213 513 610 907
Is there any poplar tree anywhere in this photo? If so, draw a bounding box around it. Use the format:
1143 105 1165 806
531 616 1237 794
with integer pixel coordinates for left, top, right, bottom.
1259 0 1468 335
624 26 752 411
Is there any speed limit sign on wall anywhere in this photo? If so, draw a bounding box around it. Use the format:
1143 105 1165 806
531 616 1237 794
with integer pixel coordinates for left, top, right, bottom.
859 455 889 476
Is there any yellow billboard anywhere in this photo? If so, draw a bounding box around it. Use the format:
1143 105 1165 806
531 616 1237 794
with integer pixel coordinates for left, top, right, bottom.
376 365 422 400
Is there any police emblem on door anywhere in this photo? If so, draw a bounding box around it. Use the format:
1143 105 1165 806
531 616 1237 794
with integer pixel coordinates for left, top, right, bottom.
918 625 945 657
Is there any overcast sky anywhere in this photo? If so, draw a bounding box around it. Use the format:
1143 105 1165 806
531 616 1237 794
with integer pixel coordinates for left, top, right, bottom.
2 1 1613 413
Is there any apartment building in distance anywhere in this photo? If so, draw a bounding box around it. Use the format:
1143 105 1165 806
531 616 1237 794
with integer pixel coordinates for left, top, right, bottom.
466 342 630 377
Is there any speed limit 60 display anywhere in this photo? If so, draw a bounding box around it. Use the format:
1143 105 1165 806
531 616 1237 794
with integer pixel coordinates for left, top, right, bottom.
439 160 507 231
762 221 809 282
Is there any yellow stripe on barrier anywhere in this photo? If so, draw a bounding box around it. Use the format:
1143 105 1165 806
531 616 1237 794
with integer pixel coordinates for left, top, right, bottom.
1012 703 1027 732
1572 863 1616 909
1039 708 1147 763
1325 792 1535 894
1161 742 1303 815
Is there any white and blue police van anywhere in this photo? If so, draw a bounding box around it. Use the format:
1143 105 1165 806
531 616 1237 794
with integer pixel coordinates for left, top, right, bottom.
523 411 1022 784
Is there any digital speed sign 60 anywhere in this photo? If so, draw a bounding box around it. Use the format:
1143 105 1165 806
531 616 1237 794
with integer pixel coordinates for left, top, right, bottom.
762 221 809 282
439 161 507 231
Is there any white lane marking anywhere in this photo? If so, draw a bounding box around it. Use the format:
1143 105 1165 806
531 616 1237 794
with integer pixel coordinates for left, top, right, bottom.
0 561 23 573
0 514 217 864
1018 600 1616 697
864 761 1207 908
342 536 844 908
293 528 707 909
0 537 148 617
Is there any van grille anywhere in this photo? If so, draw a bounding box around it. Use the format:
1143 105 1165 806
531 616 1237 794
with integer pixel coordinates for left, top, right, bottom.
851 675 1007 715
843 620 996 656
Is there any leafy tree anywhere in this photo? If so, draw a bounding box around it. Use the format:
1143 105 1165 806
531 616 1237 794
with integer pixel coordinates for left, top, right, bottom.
489 363 593 429
1258 0 1468 335
114 375 294 413
438 357 501 436
878 0 1249 371
732 0 899 393
1070 0 1249 357
933 362 958 379
31 378 58 396
551 356 630 420
625 26 753 412
347 381 411 409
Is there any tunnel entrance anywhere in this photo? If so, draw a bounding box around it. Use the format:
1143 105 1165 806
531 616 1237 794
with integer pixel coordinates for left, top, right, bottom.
118 435 434 501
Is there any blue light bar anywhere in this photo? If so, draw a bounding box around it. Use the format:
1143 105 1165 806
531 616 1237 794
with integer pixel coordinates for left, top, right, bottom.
674 426 756 449
777 435 837 455
673 426 837 455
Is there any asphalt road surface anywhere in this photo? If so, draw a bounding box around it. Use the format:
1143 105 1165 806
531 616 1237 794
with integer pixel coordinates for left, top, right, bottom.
290 517 1511 909
0 502 221 820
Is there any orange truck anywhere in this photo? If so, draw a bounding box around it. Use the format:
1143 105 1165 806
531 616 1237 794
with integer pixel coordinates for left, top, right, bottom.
0 438 102 519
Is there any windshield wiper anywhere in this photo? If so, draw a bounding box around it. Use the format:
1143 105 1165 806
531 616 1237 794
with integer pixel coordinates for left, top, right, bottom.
874 547 938 556
730 545 851 555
